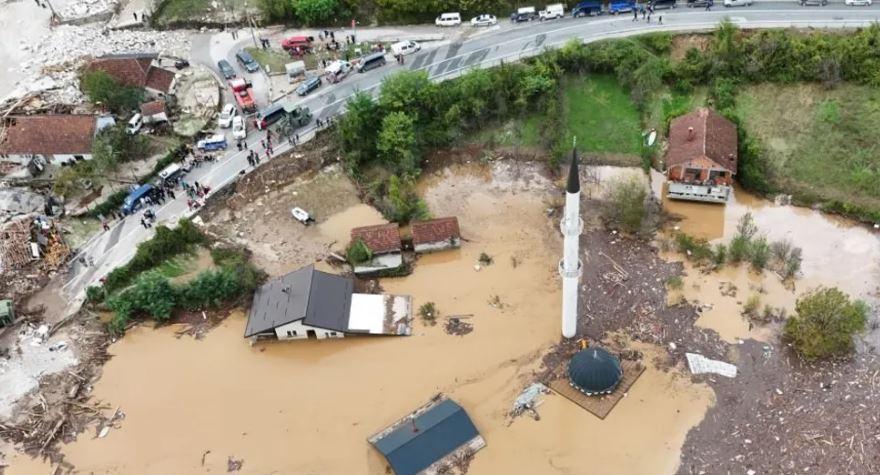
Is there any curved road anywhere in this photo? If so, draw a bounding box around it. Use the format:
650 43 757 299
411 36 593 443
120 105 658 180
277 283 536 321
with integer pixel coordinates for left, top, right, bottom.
61 4 880 307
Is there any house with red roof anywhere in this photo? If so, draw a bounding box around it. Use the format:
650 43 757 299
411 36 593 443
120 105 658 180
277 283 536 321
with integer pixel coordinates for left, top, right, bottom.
665 108 738 204
350 223 403 275
0 114 115 176
86 53 177 98
412 217 461 254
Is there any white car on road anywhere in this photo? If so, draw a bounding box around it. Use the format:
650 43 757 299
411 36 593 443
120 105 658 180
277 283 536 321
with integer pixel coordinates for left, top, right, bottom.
218 103 236 128
471 14 497 26
845 0 871 5
231 115 246 140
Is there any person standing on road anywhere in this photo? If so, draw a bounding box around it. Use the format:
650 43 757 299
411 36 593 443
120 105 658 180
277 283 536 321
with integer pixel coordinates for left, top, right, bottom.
140 217 149 229
659 15 662 24
705 0 712 10
633 9 638 21
167 188 176 200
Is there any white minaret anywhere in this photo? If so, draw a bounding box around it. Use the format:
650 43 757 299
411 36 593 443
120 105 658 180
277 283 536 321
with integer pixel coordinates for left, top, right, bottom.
559 147 583 339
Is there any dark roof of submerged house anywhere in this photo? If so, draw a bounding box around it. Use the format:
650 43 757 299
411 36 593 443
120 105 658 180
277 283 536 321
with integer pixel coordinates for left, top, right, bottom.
244 265 352 337
568 347 623 395
372 399 480 475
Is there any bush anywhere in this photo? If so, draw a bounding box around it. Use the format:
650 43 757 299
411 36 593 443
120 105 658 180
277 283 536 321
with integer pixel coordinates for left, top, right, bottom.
749 236 770 270
784 287 868 360
743 294 761 316
665 275 683 290
712 243 727 267
86 285 106 303
605 177 647 233
294 0 344 25
178 268 243 310
419 302 438 326
380 175 429 224
346 239 372 264
80 69 144 114
674 233 714 263
728 235 750 263
88 189 128 218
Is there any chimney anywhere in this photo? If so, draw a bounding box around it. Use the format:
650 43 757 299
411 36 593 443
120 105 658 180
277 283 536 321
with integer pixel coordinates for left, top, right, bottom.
688 127 694 140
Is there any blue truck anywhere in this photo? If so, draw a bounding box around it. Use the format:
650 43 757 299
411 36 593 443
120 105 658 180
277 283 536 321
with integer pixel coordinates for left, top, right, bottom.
609 0 637 13
572 0 602 16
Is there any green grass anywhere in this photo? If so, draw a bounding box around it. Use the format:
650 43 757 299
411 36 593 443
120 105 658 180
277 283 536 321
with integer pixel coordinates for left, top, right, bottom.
245 48 292 76
155 253 195 279
645 86 708 134
466 115 544 148
559 75 643 155
737 83 880 212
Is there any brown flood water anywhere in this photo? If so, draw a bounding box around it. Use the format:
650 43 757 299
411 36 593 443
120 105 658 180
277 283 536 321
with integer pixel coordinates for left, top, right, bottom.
649 169 880 342
16 163 714 475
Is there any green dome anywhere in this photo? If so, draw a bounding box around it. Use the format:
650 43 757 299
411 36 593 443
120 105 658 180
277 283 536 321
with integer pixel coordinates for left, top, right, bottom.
567 347 622 395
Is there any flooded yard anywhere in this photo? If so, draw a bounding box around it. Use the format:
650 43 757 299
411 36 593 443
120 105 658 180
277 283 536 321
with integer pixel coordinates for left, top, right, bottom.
8 162 717 474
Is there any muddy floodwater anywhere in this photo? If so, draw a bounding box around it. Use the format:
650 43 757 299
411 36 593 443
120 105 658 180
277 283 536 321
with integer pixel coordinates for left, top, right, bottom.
649 169 880 344
17 162 716 474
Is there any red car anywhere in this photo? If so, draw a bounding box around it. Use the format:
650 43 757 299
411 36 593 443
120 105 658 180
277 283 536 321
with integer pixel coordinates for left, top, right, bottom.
281 35 314 52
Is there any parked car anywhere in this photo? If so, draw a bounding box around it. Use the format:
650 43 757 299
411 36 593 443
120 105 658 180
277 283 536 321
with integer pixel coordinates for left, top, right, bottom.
174 59 190 69
572 0 602 16
255 104 286 130
232 116 246 140
296 76 322 96
800 0 827 5
539 3 565 19
217 60 236 79
325 60 352 84
197 134 228 151
435 12 462 26
126 113 143 135
650 0 678 8
235 50 260 73
609 0 637 14
723 0 752 6
845 0 872 5
218 103 236 128
470 14 498 26
511 6 538 22
390 40 421 57
281 35 314 51
357 52 387 73
686 0 712 6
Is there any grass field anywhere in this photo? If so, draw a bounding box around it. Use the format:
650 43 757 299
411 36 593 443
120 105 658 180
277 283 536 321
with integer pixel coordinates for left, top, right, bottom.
558 75 643 156
736 83 880 212
245 48 293 76
153 0 240 24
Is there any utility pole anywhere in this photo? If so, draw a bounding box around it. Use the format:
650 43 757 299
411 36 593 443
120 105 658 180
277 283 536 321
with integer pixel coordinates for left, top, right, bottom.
43 0 59 22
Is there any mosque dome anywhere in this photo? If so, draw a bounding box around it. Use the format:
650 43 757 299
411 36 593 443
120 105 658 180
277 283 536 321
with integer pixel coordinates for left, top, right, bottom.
567 347 623 395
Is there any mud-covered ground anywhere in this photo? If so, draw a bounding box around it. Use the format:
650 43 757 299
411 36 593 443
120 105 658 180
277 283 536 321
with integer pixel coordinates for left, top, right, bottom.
548 188 880 474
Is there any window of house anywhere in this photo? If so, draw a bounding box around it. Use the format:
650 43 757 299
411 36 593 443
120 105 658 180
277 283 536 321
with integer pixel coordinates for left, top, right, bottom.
329 332 337 337
74 155 84 161
292 330 298 336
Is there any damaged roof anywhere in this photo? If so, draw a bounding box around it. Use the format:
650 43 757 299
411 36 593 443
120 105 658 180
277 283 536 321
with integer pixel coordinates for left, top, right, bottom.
666 108 738 174
351 223 401 254
412 217 460 245
0 115 97 155
140 100 166 117
87 53 175 93
244 265 353 337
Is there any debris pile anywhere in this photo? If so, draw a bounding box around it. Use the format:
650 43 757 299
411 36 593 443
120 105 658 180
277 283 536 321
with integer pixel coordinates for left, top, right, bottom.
8 25 190 105
509 383 550 422
0 215 70 275
56 0 117 22
444 315 473 336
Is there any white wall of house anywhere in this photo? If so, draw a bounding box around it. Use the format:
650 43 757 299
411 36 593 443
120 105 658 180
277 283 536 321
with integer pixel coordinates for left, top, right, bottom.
353 252 403 275
273 319 345 340
414 238 461 254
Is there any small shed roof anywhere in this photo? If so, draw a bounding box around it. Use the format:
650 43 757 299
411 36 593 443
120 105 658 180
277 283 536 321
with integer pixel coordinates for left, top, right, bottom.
372 398 481 475
140 100 166 117
411 217 460 245
351 223 401 254
666 108 738 173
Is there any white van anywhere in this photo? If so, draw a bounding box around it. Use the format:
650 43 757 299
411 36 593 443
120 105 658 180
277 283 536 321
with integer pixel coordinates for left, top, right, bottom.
539 3 564 19
435 12 462 26
390 40 421 57
325 60 352 83
126 113 143 135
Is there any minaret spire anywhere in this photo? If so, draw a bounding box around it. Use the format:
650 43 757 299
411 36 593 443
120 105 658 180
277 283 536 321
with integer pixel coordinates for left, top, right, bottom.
559 145 583 339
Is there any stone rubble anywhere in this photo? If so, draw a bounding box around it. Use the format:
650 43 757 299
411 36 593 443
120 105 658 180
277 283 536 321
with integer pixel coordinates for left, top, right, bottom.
7 24 191 105
56 0 117 21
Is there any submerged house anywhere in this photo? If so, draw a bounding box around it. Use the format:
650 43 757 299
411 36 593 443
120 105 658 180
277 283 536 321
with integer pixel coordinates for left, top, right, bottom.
244 265 412 341
350 223 403 274
412 217 461 254
665 108 738 204
369 395 485 475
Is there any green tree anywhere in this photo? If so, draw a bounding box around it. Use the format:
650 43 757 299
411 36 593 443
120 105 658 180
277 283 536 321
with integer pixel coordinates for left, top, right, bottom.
338 92 383 172
346 239 372 264
382 175 429 224
128 272 177 321
379 70 436 122
80 69 143 114
784 287 868 360
258 0 296 21
377 111 418 176
605 177 648 233
294 0 343 25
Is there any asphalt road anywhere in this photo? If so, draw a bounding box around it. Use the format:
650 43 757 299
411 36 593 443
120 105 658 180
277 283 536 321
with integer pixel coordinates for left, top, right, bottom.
61 4 880 309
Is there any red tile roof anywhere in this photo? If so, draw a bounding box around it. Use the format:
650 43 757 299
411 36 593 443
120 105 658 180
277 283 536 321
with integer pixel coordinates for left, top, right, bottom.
145 67 175 93
351 223 401 254
412 217 461 245
140 100 166 116
0 115 96 155
666 108 738 174
87 54 174 93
